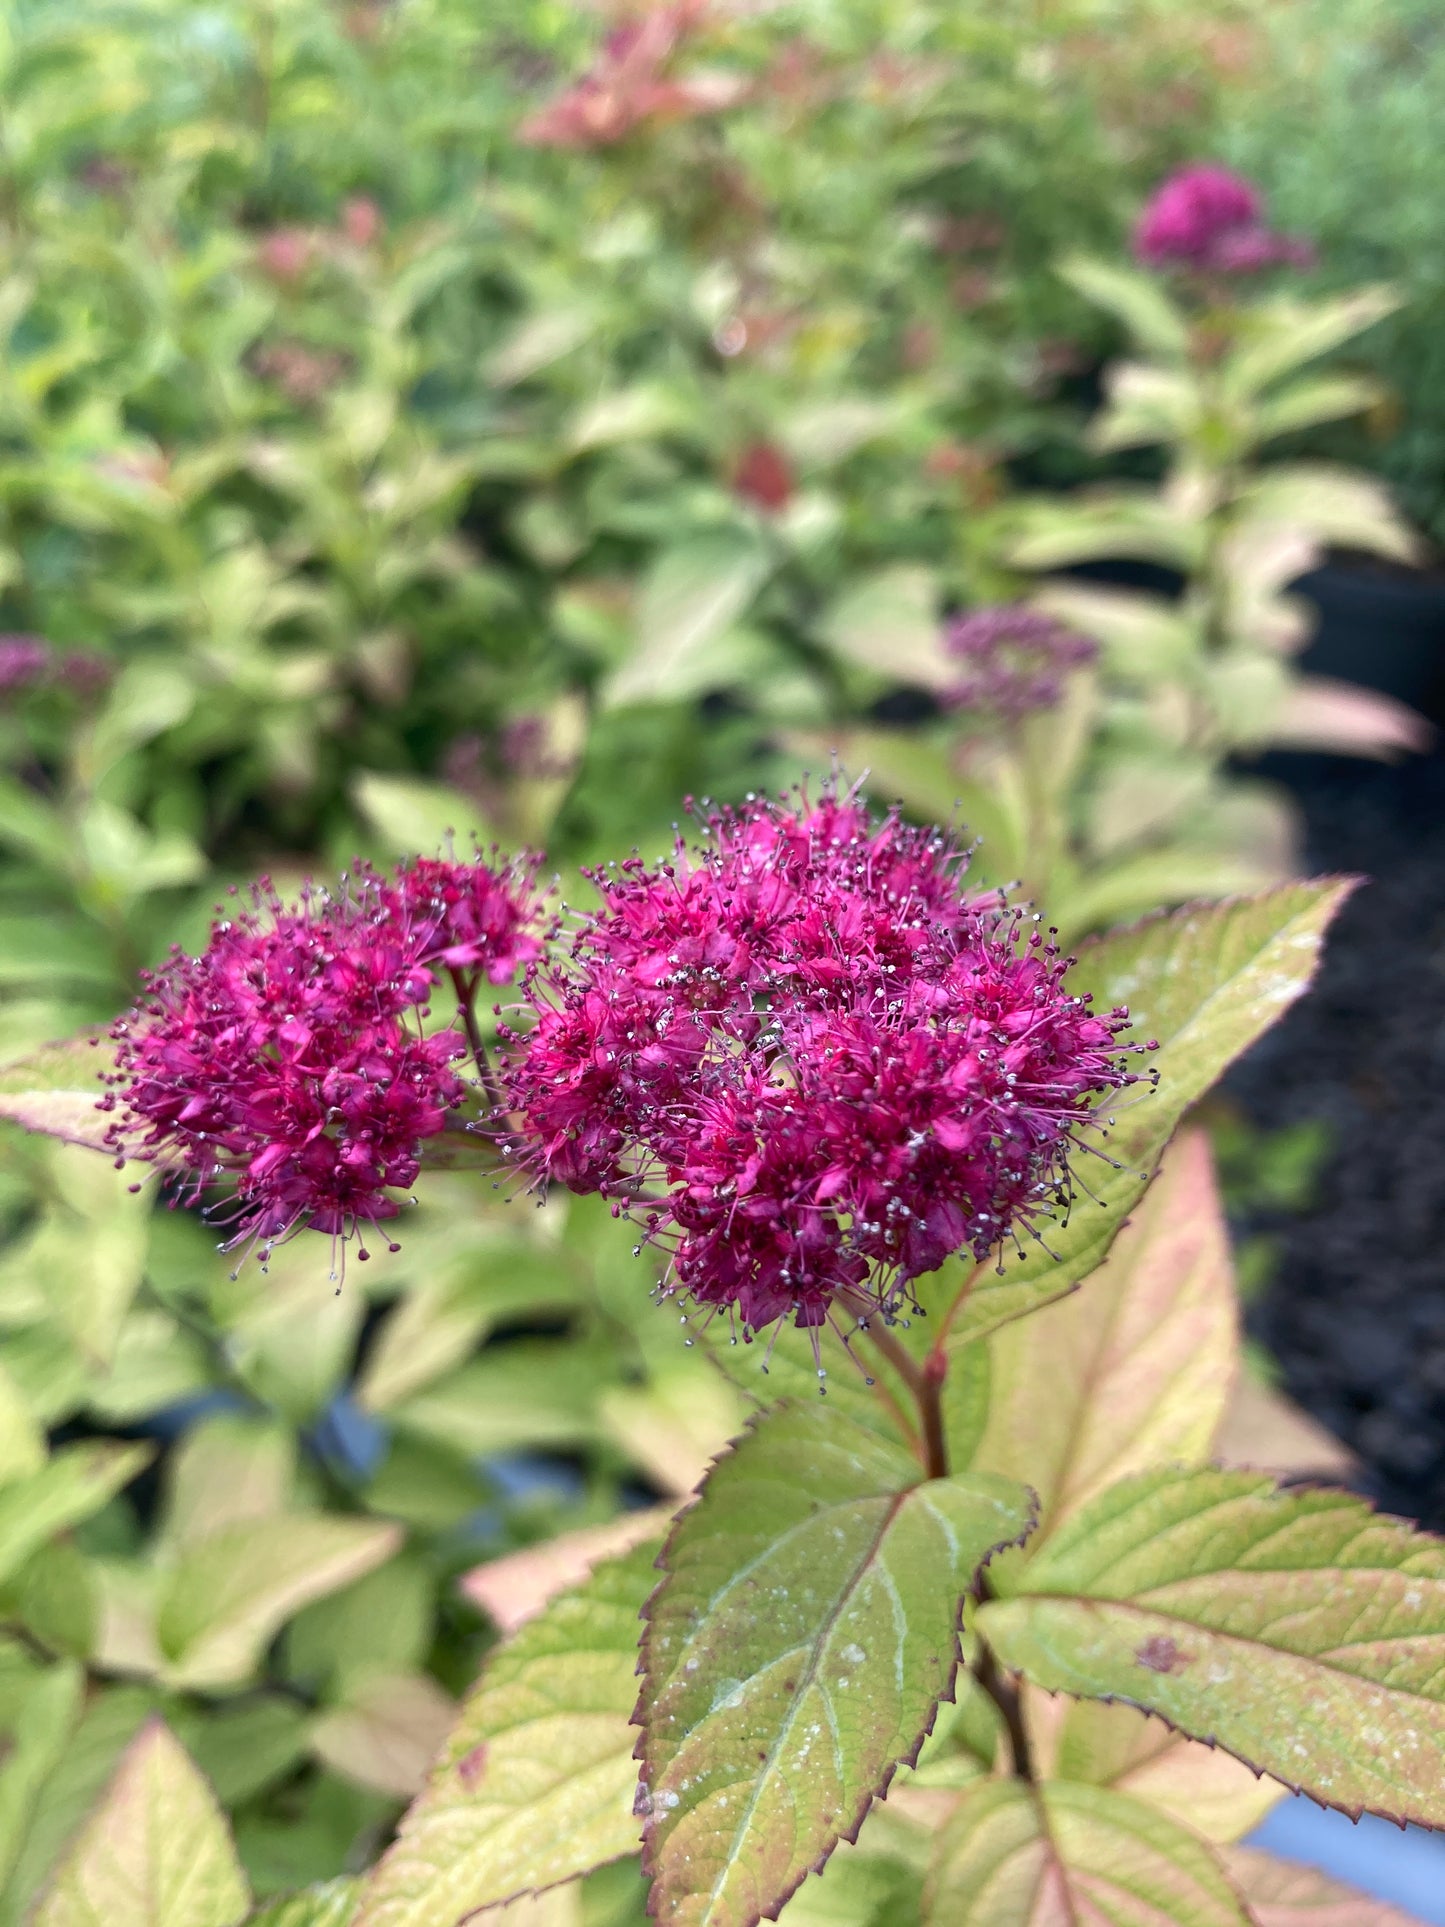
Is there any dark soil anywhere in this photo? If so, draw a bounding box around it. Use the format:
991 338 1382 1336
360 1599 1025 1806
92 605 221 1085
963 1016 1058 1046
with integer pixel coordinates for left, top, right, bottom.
1228 746 1445 1529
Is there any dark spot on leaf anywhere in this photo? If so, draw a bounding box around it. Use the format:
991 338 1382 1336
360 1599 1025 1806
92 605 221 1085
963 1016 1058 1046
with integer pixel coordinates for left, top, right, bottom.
457 1743 487 1787
783 1679 796 1692
1134 1636 1193 1675
633 1780 653 1818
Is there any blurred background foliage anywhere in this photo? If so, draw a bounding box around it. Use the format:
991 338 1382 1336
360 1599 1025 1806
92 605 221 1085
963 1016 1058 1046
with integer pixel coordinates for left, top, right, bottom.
0 0 1436 1912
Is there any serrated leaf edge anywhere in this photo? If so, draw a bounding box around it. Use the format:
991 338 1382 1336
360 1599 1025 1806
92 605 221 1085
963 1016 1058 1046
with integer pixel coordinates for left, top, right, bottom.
632 1402 1039 1926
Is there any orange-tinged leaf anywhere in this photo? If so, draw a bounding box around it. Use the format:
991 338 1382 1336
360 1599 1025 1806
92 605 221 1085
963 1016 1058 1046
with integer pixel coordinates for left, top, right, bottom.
921 1779 1251 1925
979 1467 1445 1829
973 1130 1236 1545
1214 1376 1357 1483
461 1509 673 1637
1221 1846 1424 1926
1024 1690 1285 1845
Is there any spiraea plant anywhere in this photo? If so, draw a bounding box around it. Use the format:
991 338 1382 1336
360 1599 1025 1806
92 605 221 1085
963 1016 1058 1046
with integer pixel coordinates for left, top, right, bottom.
2 786 1440 1927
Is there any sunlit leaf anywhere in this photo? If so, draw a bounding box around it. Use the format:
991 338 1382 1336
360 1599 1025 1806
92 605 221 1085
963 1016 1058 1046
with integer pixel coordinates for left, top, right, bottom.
640 1403 1035 1927
815 567 950 691
353 1541 661 1927
0 1662 85 1900
603 533 772 709
921 1779 1250 1925
1058 257 1191 359
979 1467 1445 1828
462 1510 674 1638
0 1036 114 1151
157 1515 402 1691
310 1673 455 1801
33 1720 250 1927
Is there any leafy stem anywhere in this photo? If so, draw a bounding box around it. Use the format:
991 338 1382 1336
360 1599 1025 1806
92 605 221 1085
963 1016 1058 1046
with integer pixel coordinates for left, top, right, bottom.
973 1627 1034 1781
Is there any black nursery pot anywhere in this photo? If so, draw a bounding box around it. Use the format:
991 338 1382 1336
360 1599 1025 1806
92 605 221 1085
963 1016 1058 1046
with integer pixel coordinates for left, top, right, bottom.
1293 561 1445 725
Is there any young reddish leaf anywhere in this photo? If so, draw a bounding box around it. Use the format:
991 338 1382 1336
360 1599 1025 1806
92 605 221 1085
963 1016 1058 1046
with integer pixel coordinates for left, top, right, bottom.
1221 1846 1424 1926
1023 1690 1285 1844
978 1467 1445 1829
921 1779 1251 1925
1215 1376 1358 1483
0 1035 118 1151
33 1719 250 1927
639 1403 1035 1927
353 1541 660 1927
309 1672 456 1800
973 1129 1236 1548
461 1509 674 1637
921 879 1356 1353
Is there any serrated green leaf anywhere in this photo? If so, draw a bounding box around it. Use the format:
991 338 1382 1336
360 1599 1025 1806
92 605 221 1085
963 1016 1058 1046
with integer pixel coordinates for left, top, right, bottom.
353 1541 660 1927
922 1779 1250 1925
157 1515 402 1691
978 1466 1445 1829
33 1720 250 1927
244 1882 360 1927
973 1130 1236 1548
640 1403 1035 1927
921 879 1354 1354
243 1882 360 1927
0 1441 152 1590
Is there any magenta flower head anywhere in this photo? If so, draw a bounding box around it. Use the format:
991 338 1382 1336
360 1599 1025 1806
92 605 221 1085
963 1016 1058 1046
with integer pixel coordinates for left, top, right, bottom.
101 853 543 1273
1134 165 1311 276
942 604 1098 722
499 784 1151 1348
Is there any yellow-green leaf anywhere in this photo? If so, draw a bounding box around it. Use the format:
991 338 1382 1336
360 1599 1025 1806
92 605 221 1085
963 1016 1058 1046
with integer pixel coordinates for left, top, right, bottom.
0 1442 152 1590
924 879 1355 1354
353 1541 661 1927
157 1515 402 1690
640 1404 1035 1927
973 1129 1236 1547
32 1720 250 1927
922 1779 1250 1925
0 1037 116 1153
979 1467 1445 1828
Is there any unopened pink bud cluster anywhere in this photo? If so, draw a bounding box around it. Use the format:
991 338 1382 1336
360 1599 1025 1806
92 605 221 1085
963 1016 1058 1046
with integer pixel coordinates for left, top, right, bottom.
1134 165 1312 276
500 790 1146 1335
103 855 542 1265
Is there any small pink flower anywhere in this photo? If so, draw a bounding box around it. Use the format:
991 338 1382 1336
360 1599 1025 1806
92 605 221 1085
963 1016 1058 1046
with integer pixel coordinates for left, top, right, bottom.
942 605 1097 722
256 227 314 285
390 853 545 982
1134 165 1310 276
499 785 1149 1341
340 196 383 248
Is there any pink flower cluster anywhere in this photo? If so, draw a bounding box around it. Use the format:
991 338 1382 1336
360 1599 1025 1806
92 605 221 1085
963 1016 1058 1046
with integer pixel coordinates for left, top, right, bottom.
520 4 742 149
0 634 112 697
942 605 1098 723
500 789 1146 1337
1134 165 1312 276
102 855 542 1267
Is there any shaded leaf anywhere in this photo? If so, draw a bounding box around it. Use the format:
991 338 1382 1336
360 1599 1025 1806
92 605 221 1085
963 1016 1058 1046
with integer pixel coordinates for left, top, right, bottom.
1023 1690 1284 1845
1214 1375 1357 1483
0 1662 85 1900
924 880 1354 1353
640 1403 1035 1927
1221 1846 1423 1926
922 1778 1250 1925
33 1720 250 1927
0 1356 44 1485
978 1467 1445 1828
244 1881 360 1927
161 1416 294 1550
973 1130 1236 1546
353 1542 661 1927
157 1515 402 1690
0 1442 152 1591
310 1674 456 1801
